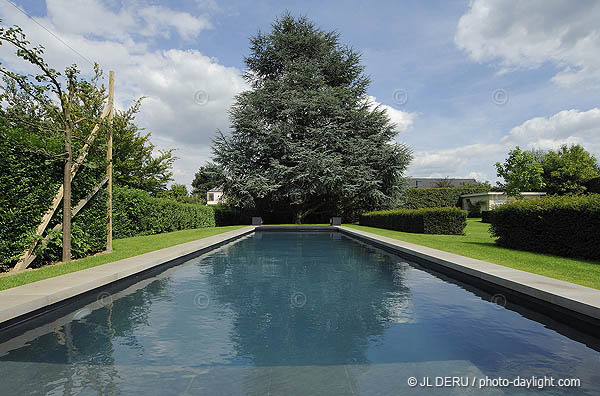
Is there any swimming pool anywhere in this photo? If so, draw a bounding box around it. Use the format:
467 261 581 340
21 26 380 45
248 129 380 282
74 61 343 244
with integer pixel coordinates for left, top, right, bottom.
0 231 598 395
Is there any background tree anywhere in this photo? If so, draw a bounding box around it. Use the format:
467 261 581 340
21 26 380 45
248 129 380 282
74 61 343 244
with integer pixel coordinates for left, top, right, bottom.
433 178 453 188
495 146 545 197
191 163 224 198
111 100 175 195
463 180 494 190
541 144 599 195
213 14 412 223
156 183 197 203
168 184 189 201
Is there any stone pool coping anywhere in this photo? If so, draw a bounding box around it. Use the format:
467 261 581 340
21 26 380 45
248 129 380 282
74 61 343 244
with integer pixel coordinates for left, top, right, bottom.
0 226 255 328
1 224 599 329
336 226 600 324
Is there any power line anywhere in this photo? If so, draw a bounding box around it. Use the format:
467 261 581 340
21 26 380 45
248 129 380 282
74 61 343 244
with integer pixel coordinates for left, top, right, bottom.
3 0 94 66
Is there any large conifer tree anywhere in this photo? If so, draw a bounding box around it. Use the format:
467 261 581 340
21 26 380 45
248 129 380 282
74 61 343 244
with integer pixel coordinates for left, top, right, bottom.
213 14 412 223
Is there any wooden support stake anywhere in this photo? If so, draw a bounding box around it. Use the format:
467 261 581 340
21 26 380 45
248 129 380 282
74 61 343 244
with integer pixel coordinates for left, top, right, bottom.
106 71 114 251
62 106 73 263
21 176 109 269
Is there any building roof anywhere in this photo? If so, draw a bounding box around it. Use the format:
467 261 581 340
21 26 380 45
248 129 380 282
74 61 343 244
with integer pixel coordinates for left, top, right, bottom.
460 192 547 198
207 186 224 193
408 178 477 188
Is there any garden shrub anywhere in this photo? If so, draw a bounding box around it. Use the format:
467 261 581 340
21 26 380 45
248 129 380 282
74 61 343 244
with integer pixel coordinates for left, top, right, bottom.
490 194 600 259
480 210 494 223
401 186 489 209
360 207 467 235
465 199 483 218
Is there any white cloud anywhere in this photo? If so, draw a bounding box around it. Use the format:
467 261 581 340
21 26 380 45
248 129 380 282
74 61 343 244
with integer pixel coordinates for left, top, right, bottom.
195 0 221 13
44 0 211 42
455 0 600 86
0 0 246 186
501 108 600 151
137 6 212 40
45 0 136 41
408 143 505 180
409 108 600 181
367 96 416 133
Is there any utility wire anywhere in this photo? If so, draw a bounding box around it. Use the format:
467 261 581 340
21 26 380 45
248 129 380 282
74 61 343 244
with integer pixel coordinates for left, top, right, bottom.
3 0 94 66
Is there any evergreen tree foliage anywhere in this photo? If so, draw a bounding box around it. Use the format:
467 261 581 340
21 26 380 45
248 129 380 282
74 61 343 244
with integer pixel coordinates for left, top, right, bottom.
213 14 412 223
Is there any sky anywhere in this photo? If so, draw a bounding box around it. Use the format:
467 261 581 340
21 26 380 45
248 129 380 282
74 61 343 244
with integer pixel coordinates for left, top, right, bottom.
1 0 599 187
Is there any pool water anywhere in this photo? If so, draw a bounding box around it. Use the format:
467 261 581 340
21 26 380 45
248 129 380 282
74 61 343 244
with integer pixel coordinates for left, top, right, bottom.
0 232 598 395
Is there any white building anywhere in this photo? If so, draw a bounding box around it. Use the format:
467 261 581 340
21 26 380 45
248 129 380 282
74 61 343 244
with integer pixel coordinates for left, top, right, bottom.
206 187 225 205
460 192 546 213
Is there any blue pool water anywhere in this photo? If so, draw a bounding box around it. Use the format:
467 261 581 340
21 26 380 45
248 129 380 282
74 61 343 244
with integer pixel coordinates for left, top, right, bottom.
0 231 598 395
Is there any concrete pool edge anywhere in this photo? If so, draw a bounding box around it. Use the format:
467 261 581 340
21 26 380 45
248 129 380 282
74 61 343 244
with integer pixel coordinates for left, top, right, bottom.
0 226 256 328
336 225 600 324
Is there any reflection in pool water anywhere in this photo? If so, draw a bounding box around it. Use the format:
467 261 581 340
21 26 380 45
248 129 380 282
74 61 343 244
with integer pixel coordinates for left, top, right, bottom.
0 232 598 395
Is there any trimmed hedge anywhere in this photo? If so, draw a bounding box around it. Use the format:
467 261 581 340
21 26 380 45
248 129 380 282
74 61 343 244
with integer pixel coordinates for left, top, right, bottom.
401 186 489 209
360 207 467 235
213 204 253 226
490 194 600 260
113 186 215 238
1 121 216 272
0 123 110 270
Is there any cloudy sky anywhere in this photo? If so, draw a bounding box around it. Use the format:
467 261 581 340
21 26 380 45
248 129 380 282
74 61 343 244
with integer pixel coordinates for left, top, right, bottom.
1 0 599 187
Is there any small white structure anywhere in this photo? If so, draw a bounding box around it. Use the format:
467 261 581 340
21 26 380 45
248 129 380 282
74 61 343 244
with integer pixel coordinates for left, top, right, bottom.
460 192 546 213
206 187 225 205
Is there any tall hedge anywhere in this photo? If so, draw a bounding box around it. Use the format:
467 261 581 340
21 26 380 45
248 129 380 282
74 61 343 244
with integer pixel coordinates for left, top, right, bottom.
0 125 215 271
401 186 489 209
2 185 215 271
0 124 106 270
490 195 600 259
360 207 467 235
113 186 215 238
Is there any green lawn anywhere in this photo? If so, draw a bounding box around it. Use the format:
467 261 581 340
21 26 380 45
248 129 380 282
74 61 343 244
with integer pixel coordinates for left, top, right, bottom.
345 219 600 290
0 226 245 291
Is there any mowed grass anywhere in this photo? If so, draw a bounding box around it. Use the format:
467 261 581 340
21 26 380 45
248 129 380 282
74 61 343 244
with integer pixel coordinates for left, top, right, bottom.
0 226 245 291
345 219 600 290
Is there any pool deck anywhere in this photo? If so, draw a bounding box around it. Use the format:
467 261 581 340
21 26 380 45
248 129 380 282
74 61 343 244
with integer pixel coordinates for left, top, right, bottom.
1 224 599 329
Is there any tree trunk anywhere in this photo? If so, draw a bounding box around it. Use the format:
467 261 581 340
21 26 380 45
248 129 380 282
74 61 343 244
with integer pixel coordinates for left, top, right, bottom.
293 201 327 224
106 70 115 251
62 124 72 262
294 210 303 224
